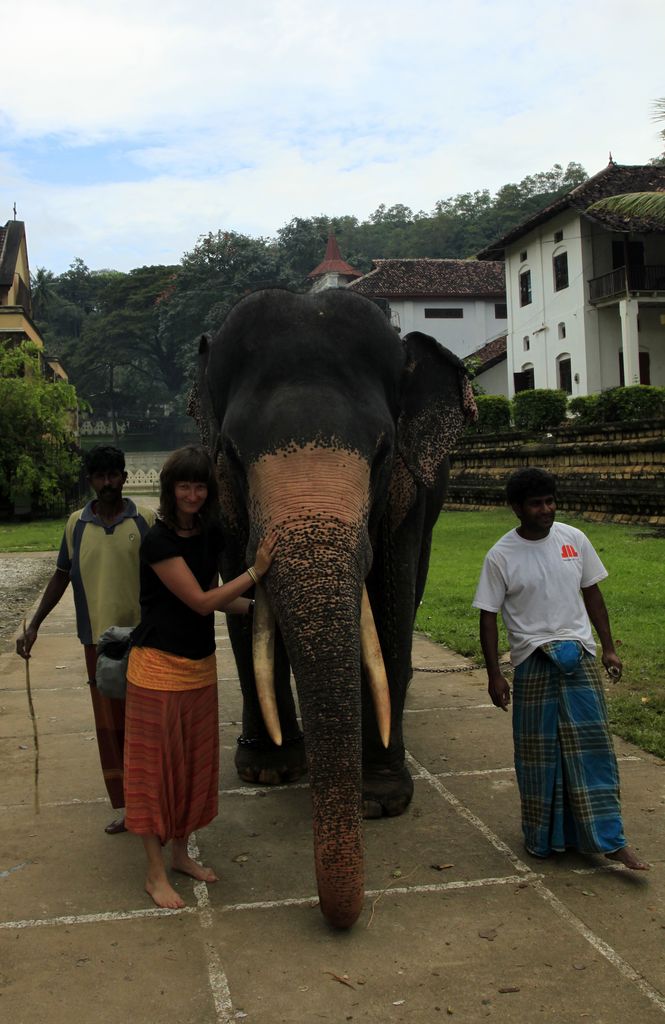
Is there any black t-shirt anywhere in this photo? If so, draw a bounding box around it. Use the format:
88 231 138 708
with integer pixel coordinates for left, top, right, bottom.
131 520 223 659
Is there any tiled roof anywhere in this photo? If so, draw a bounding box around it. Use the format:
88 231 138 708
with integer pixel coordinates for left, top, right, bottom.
348 258 505 298
476 163 665 260
308 233 363 279
465 335 507 371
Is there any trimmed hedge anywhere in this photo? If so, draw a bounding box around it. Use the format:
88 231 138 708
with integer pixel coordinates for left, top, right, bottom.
513 388 568 432
469 394 512 433
570 385 665 424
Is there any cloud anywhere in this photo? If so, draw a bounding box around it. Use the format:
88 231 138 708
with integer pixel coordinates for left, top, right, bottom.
3 0 664 271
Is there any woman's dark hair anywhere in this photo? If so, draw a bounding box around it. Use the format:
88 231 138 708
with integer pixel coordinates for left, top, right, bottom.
85 445 125 475
158 445 219 530
506 467 557 506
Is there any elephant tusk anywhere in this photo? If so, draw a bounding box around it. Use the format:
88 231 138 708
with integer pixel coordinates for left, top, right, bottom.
360 587 391 749
252 583 282 746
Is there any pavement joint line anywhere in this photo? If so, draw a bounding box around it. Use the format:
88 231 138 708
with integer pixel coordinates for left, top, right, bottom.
188 835 235 1024
409 750 665 1017
406 750 533 874
0 905 197 930
530 878 665 1015
218 873 541 915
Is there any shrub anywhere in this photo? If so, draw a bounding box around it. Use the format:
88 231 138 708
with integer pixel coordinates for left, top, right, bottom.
568 394 601 423
469 394 512 433
513 389 568 432
593 385 665 423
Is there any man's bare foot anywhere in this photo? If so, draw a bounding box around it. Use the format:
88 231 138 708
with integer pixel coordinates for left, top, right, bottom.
145 875 186 909
171 851 218 883
606 846 650 871
104 816 127 835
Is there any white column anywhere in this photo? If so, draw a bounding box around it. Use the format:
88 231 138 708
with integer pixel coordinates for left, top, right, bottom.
619 298 640 385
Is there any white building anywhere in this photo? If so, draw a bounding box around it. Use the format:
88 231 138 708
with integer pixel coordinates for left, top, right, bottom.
348 258 508 393
476 161 665 398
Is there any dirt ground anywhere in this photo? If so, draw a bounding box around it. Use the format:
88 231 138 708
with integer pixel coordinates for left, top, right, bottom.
0 552 55 651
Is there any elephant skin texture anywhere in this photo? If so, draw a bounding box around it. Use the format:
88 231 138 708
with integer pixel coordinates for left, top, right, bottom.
192 287 476 927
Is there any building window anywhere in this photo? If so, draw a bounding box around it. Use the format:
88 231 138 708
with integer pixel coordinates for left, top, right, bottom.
553 251 569 291
554 229 563 243
494 302 507 319
523 336 530 351
424 308 464 318
520 250 527 262
514 365 535 392
519 269 532 306
558 322 566 339
557 354 572 394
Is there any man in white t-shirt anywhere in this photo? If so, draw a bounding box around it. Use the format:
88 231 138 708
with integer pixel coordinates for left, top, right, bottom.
473 467 647 870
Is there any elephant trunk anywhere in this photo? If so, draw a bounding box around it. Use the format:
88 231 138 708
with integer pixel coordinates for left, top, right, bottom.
248 445 372 928
271 547 365 929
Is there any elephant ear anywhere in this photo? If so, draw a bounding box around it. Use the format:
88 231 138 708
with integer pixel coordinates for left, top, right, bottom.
186 333 219 454
397 331 477 490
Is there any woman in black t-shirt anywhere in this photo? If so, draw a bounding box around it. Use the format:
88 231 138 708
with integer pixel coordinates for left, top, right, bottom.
124 446 276 910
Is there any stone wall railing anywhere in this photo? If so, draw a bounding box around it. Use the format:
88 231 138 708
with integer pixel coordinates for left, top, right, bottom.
447 419 665 524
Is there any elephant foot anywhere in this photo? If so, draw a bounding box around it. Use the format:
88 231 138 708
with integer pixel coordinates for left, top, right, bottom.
362 765 414 819
235 734 307 786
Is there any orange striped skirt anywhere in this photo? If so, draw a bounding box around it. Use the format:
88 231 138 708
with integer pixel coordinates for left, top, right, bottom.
123 681 219 844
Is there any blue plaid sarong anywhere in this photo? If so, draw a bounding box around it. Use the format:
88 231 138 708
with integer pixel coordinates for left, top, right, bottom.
512 647 625 858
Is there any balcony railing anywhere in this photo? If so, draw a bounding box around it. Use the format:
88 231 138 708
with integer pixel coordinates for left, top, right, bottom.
589 264 665 303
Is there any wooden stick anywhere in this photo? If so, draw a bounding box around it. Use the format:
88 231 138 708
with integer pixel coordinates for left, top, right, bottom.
22 618 40 814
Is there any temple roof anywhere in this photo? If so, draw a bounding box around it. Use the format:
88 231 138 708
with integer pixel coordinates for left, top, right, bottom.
476 162 665 260
308 232 363 279
348 258 505 298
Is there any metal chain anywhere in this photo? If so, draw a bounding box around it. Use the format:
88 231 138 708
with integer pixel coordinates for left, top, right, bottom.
413 662 513 675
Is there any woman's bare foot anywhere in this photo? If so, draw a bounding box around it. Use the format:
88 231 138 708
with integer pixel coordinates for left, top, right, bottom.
171 850 218 883
145 875 186 909
606 846 650 871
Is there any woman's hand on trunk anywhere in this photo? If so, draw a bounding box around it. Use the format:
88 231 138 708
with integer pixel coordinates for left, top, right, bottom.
254 531 279 578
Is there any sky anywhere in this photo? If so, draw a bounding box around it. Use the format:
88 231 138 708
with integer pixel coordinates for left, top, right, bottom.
2 0 664 274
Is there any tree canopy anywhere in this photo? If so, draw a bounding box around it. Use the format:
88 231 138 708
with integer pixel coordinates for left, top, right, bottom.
35 161 589 419
0 341 80 511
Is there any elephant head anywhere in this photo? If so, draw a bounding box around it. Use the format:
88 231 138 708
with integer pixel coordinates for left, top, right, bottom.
195 288 475 928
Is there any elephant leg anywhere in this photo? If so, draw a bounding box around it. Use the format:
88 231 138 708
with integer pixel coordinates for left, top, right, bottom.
360 668 414 818
226 614 307 785
359 506 430 818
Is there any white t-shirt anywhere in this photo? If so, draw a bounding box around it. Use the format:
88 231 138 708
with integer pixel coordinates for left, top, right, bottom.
472 522 608 666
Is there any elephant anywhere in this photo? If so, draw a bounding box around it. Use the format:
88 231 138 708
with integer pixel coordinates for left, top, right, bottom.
190 287 476 928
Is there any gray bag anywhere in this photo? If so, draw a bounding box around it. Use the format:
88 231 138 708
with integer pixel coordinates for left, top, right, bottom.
95 626 133 700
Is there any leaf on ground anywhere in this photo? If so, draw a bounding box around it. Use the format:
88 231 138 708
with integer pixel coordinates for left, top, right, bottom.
391 868 402 878
323 971 356 990
572 963 586 971
580 890 596 897
231 853 249 864
431 863 454 871
498 986 520 994
478 928 498 941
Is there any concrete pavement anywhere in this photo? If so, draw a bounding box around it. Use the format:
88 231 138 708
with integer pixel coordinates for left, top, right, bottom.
1 581 664 1024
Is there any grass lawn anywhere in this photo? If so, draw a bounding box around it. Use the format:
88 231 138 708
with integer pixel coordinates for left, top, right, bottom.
2 510 664 757
0 519 66 553
417 508 665 759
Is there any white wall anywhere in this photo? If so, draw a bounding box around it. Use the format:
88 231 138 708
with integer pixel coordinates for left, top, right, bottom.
390 297 506 360
475 359 509 397
506 211 592 396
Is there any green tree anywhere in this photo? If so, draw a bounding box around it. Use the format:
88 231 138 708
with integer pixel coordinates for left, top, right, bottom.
0 341 80 510
30 267 56 322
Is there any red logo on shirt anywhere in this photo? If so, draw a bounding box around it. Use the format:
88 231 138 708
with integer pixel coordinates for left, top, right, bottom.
561 544 579 559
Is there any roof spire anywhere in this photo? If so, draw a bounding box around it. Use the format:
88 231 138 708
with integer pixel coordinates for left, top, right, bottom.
308 230 362 282
608 151 614 165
